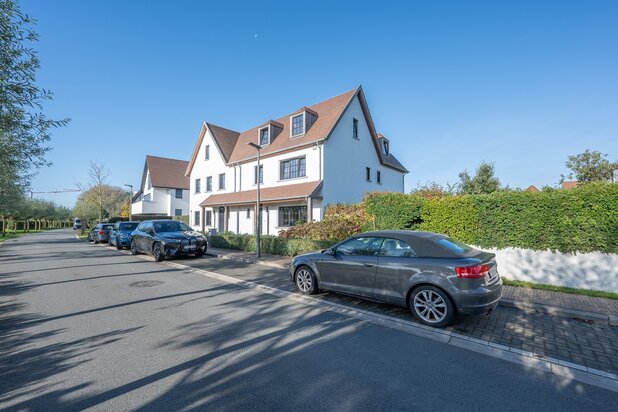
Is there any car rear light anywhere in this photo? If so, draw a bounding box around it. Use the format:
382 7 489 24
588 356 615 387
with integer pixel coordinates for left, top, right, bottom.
455 264 490 279
98 230 104 235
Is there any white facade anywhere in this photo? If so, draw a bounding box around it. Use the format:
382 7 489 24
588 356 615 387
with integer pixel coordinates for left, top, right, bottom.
132 170 190 217
188 91 407 235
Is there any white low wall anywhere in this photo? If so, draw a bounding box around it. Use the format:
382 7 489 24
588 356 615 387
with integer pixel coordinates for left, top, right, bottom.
480 247 618 293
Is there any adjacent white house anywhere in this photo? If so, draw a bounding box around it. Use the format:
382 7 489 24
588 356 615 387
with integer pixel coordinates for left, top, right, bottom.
185 86 408 235
131 155 190 217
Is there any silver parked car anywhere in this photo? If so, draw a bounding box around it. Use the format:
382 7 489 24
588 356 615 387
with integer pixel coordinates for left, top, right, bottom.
289 230 502 327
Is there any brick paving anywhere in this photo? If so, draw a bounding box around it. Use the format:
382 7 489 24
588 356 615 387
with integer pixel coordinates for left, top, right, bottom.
197 249 618 375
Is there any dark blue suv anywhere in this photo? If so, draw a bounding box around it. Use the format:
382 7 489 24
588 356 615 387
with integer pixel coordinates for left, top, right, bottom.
109 221 140 250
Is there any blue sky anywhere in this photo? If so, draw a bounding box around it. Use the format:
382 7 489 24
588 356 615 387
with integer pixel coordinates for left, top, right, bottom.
23 0 618 207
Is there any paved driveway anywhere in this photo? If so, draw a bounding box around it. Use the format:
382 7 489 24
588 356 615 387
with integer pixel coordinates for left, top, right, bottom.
1 230 617 410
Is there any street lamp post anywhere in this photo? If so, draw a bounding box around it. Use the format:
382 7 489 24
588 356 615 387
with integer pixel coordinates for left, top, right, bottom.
124 184 133 221
247 142 261 258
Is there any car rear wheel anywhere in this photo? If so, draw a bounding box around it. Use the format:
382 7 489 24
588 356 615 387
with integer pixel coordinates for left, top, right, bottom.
409 285 455 328
130 240 139 255
295 266 318 295
153 243 164 262
94 237 99 244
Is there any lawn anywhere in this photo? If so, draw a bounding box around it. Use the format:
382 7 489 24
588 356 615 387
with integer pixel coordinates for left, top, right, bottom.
0 230 47 243
502 278 618 300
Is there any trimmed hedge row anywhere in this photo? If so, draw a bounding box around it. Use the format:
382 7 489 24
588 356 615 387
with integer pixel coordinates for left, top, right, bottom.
209 233 335 257
363 183 618 254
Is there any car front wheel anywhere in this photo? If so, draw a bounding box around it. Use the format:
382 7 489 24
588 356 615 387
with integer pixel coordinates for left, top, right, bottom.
409 285 455 328
116 237 122 250
295 266 318 295
130 240 139 255
153 243 164 262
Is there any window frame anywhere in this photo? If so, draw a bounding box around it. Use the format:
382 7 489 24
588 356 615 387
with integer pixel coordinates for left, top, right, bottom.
254 164 264 185
353 118 359 140
291 113 305 137
205 210 212 226
277 205 307 227
218 173 226 190
377 170 381 184
195 178 201 194
335 237 383 256
175 188 183 199
246 208 251 219
259 126 270 146
206 176 212 192
205 144 210 160
194 210 200 226
280 156 307 181
174 208 182 216
366 167 371 182
379 238 417 258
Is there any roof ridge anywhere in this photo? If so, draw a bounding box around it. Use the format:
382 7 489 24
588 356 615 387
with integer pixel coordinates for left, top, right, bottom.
146 154 189 163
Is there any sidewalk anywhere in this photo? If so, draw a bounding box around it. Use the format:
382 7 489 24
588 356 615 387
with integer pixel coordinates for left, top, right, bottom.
207 246 618 325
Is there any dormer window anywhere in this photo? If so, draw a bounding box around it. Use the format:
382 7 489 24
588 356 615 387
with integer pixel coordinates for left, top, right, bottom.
259 127 269 145
383 139 390 156
291 114 304 137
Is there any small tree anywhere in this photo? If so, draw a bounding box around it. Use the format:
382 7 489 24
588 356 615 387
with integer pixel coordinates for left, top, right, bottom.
456 162 501 195
77 161 110 222
410 181 451 199
562 150 617 183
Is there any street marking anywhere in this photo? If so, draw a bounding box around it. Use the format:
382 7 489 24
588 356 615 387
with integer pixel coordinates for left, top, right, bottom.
87 241 618 393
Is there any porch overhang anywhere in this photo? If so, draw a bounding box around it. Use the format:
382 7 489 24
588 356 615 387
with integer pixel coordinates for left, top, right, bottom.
199 181 322 207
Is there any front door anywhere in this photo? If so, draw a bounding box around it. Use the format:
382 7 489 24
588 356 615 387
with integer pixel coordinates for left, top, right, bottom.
317 237 383 297
218 207 225 233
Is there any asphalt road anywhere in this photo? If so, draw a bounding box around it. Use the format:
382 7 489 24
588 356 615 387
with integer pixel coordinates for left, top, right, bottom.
1 230 617 411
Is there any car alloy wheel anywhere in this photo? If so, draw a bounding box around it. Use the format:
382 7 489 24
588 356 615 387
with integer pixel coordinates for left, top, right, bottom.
130 240 138 255
116 236 122 250
153 243 164 262
295 267 317 295
410 286 455 327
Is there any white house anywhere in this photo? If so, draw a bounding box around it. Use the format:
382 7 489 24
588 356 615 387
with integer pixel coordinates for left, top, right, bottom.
185 86 408 235
131 155 190 217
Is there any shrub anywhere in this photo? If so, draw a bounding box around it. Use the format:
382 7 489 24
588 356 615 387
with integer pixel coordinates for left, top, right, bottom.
279 203 368 241
363 192 423 231
209 233 335 256
418 195 479 244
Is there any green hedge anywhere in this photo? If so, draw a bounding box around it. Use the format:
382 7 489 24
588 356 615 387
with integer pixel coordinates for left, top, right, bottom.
209 233 335 256
362 182 618 254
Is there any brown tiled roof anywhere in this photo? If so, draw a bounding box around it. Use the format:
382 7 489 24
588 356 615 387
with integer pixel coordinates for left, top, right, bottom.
144 155 190 190
186 87 408 175
526 185 540 192
374 133 408 173
561 181 577 189
227 89 357 163
200 181 321 207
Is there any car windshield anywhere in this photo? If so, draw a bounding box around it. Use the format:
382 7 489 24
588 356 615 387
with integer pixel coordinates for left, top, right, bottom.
119 222 138 231
153 221 192 233
102 224 114 229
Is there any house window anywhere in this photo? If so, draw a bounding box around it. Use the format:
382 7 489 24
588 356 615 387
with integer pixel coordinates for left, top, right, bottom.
260 127 269 145
383 140 389 156
280 156 306 180
353 118 359 139
291 114 304 136
195 178 201 193
175 189 183 199
377 170 381 184
206 176 212 192
218 173 226 190
174 208 182 216
278 206 307 227
205 145 210 160
194 210 200 226
254 165 263 184
205 210 212 226
366 167 371 182
143 193 151 201
246 208 251 219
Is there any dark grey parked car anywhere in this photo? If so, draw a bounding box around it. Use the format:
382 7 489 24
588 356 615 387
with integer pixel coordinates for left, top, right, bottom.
289 230 502 327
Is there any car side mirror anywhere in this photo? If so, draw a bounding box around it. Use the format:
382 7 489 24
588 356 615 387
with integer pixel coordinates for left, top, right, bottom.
323 248 335 256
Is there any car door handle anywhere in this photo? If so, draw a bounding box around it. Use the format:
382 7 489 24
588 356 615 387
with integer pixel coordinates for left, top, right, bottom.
364 263 374 267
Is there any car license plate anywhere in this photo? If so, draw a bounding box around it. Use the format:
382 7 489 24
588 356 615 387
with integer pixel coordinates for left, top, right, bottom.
183 245 197 251
485 267 499 284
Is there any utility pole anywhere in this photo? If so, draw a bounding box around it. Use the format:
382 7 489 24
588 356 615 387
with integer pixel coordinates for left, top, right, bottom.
247 142 262 258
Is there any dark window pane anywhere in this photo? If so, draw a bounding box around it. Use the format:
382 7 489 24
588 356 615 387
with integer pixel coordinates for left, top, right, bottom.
380 238 416 257
337 237 382 256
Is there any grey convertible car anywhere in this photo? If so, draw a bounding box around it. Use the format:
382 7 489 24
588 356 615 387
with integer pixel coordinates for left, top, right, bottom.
289 230 502 327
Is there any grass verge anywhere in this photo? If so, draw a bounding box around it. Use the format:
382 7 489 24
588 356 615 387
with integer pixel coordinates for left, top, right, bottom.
502 277 618 300
0 230 47 243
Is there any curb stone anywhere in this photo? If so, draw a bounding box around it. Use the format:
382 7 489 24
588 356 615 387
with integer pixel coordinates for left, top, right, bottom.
206 251 616 326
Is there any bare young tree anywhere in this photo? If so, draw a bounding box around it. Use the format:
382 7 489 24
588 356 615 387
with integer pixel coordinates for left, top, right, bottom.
77 161 110 223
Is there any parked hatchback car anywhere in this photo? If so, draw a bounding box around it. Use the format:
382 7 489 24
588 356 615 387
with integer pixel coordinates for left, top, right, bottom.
88 223 115 244
130 220 208 261
290 230 502 327
109 221 140 250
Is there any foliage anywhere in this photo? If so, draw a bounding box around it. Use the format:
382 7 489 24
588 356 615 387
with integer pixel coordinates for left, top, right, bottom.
173 215 189 224
0 0 69 210
562 150 617 183
0 196 71 234
73 182 129 225
209 233 334 256
410 181 452 199
418 195 480 244
363 192 423 231
502 277 618 300
279 204 367 241
456 161 501 194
